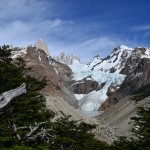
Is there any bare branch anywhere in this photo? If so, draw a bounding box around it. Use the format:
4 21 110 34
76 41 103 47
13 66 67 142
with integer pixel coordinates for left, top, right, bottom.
0 83 27 109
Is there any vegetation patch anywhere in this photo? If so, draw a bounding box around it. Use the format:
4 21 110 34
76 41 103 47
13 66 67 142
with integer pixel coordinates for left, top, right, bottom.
130 84 150 101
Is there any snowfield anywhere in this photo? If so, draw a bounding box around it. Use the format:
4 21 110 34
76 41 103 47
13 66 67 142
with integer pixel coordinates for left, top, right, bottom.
69 58 126 113
67 47 133 114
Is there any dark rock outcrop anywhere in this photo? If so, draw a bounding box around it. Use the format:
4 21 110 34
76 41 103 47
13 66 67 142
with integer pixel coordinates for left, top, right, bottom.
70 80 99 94
70 77 106 94
101 57 150 110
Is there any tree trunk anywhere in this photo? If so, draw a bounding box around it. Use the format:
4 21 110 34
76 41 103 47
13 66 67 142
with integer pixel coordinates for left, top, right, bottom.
0 83 27 109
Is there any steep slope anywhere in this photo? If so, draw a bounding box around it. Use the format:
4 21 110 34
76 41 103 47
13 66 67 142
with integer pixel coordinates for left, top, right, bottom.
101 57 150 110
89 45 150 73
11 46 79 111
87 55 102 69
91 45 134 73
95 96 150 143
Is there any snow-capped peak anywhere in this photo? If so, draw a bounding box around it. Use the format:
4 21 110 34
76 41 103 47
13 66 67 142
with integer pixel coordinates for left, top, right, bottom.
118 45 133 51
87 55 102 68
89 46 150 73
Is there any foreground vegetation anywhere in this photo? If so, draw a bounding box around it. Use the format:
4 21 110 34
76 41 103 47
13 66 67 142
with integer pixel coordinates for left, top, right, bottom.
0 45 149 149
131 84 150 101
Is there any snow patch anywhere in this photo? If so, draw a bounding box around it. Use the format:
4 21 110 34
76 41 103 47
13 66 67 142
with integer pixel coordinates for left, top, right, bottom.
69 60 89 73
39 56 41 61
54 68 58 75
141 48 150 58
77 110 103 117
86 77 93 81
11 48 27 59
119 45 133 51
71 81 84 87
74 94 85 100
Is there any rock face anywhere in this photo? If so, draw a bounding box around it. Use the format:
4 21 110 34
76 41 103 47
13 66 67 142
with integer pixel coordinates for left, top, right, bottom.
70 78 99 94
54 52 80 65
35 39 49 55
101 57 150 110
12 46 78 108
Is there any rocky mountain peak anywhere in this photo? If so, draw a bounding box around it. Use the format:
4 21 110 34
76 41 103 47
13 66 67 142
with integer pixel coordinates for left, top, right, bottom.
88 45 150 73
54 52 80 65
35 39 50 55
11 46 77 108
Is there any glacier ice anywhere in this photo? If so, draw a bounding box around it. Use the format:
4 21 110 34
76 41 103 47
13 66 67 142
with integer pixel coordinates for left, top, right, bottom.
73 71 126 111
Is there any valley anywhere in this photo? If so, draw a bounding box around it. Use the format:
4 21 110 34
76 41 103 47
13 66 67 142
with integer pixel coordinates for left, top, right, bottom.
0 42 150 149
11 43 150 140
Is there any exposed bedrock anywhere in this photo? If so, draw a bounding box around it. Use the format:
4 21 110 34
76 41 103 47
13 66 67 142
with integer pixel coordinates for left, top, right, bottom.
70 78 103 94
101 58 150 110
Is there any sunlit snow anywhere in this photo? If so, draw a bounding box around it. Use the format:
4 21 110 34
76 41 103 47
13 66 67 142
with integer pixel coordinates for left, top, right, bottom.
73 71 126 111
11 48 27 59
74 94 85 100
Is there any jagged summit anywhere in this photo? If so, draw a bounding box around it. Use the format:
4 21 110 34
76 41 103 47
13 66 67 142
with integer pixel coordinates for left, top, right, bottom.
54 52 80 65
35 39 50 55
88 46 150 73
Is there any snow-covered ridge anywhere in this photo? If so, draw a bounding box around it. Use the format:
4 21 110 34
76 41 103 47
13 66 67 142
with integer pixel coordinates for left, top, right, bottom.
68 45 135 74
87 55 102 69
90 45 150 73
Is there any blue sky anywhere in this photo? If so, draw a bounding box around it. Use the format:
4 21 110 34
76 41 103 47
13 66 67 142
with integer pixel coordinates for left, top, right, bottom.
0 0 150 61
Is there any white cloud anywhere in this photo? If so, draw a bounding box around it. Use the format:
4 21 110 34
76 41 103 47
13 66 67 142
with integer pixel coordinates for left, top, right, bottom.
0 0 139 62
0 0 48 21
0 18 73 46
130 24 150 31
0 17 136 62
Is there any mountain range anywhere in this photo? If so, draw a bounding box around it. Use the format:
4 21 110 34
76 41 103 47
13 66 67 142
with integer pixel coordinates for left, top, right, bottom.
54 45 150 112
1 40 150 143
